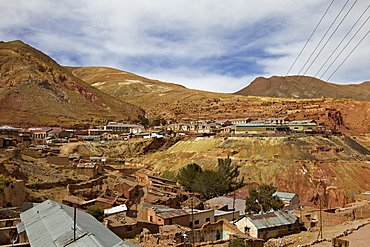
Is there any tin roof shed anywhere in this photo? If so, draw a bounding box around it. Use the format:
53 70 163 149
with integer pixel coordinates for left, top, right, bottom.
17 200 137 247
247 211 297 230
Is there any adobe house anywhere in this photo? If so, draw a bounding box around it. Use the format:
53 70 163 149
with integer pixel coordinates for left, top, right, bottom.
105 215 160 239
75 163 102 178
235 210 300 240
113 178 140 201
273 191 300 210
46 155 70 166
142 204 190 227
184 208 215 229
185 219 264 247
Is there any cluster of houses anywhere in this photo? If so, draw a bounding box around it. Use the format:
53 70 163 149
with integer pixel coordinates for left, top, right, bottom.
0 116 327 148
0 144 311 246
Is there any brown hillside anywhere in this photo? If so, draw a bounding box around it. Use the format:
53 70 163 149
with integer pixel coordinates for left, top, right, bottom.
69 66 253 122
0 41 144 127
235 76 370 101
70 67 370 135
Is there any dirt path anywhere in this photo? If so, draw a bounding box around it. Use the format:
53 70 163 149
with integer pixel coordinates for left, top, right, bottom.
285 218 370 246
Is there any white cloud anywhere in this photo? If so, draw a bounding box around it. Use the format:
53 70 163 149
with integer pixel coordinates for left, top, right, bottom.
1 0 369 92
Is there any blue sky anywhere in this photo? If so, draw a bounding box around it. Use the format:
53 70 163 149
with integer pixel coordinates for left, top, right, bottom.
1 0 369 93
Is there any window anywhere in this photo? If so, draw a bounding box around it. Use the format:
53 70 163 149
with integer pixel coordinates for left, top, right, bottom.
288 225 292 231
206 218 210 222
195 220 199 225
244 227 250 233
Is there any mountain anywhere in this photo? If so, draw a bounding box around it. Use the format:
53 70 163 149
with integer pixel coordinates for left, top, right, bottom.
68 66 250 122
0 41 144 127
235 76 370 101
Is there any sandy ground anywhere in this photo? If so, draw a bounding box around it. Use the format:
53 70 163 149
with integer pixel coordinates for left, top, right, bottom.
285 218 370 246
310 223 370 246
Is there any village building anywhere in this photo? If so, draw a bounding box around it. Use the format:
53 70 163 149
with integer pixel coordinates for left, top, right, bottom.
184 208 215 229
273 191 300 210
142 204 190 227
113 178 141 201
207 196 246 217
105 215 160 239
235 210 300 240
75 162 102 178
185 219 264 247
16 200 138 247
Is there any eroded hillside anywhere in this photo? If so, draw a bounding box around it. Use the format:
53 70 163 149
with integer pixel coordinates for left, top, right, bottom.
0 41 144 127
62 135 370 208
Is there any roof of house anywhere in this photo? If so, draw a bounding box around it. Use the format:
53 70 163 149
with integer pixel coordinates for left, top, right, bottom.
156 209 189 219
17 200 137 247
273 192 297 201
104 204 128 215
208 197 246 213
247 210 297 230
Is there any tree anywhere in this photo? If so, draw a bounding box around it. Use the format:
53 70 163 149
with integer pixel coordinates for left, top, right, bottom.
245 184 284 214
160 170 177 182
217 157 244 191
140 118 149 127
86 206 104 221
192 170 229 199
151 119 161 127
177 163 202 192
228 239 250 247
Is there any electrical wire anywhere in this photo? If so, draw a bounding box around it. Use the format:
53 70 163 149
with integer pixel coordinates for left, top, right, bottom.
271 0 335 98
306 8 370 98
298 1 368 98
296 0 359 98
284 0 351 97
273 0 334 96
314 29 370 97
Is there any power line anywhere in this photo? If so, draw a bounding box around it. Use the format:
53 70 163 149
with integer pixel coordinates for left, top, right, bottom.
299 0 370 96
271 0 335 97
284 0 351 97
314 29 370 97
305 7 370 97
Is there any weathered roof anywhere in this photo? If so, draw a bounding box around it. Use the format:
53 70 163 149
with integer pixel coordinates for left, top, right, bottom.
248 211 297 230
17 200 137 247
104 204 128 215
208 197 246 213
0 125 19 130
156 209 189 219
273 192 297 201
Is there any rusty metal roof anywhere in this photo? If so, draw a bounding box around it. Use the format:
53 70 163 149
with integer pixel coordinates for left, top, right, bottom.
248 211 297 230
156 209 189 219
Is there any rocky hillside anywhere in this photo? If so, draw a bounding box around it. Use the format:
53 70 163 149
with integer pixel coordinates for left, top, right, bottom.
60 134 370 208
0 40 144 127
143 135 370 208
235 76 370 101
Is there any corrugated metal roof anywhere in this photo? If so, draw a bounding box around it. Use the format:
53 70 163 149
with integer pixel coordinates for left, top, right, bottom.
248 211 297 230
104 205 128 215
273 192 297 201
17 200 137 247
209 197 246 213
156 209 189 219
